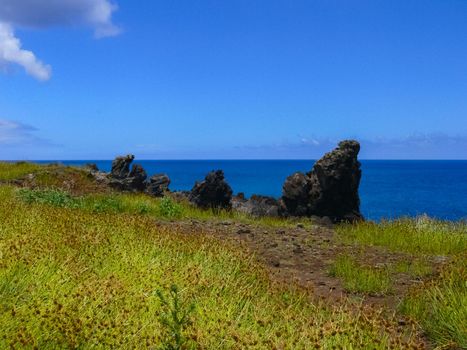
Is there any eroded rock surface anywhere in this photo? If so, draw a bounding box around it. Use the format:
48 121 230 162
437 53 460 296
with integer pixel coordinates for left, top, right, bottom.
146 174 171 197
232 194 280 217
282 140 363 222
189 170 233 209
109 155 148 192
110 155 134 179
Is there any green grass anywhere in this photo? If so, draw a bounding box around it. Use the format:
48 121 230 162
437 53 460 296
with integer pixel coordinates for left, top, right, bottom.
399 258 467 349
337 219 467 348
393 259 433 278
336 218 467 255
2 161 464 348
0 185 424 349
0 161 42 181
17 187 80 208
14 186 311 228
329 255 393 295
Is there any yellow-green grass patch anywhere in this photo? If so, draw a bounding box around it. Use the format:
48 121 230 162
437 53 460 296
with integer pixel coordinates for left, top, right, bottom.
0 185 423 349
336 218 467 256
329 255 393 295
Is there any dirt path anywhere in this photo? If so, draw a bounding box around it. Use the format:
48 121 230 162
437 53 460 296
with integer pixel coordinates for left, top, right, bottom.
155 219 441 312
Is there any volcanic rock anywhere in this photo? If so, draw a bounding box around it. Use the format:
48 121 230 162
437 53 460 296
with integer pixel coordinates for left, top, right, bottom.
189 170 233 209
232 194 280 217
146 174 171 197
109 155 147 192
281 140 363 222
110 155 134 179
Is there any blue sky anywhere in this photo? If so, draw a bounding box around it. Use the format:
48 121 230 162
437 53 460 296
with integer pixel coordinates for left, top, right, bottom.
1 0 466 160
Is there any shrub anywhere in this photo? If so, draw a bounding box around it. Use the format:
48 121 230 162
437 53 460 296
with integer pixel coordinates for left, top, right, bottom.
156 285 196 350
158 197 183 219
17 188 80 208
89 196 124 213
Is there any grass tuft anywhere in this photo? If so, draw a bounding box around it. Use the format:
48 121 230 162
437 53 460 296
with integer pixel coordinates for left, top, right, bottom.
399 258 467 349
336 218 467 255
329 255 392 295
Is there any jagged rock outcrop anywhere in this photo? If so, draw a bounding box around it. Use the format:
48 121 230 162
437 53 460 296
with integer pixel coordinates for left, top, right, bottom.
281 172 311 217
109 154 148 192
282 140 363 222
232 194 280 217
189 170 233 209
111 155 134 179
146 174 170 197
84 163 99 172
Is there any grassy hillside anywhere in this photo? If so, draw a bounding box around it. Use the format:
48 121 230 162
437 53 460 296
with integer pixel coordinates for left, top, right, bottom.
0 162 465 349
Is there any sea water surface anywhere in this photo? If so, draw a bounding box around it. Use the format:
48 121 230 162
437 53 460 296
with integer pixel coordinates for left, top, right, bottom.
42 160 467 221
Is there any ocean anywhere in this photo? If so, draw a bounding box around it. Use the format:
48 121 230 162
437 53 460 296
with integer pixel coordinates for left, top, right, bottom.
40 160 467 221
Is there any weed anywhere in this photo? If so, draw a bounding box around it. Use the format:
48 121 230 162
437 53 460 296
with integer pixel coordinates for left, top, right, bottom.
156 285 196 350
159 197 183 219
17 188 80 208
88 195 124 213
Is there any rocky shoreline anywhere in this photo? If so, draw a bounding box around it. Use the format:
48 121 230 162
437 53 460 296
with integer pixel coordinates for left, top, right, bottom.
86 140 363 223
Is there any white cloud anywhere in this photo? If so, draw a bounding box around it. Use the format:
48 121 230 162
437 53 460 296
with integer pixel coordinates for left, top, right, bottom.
0 23 51 80
0 0 121 37
0 0 120 80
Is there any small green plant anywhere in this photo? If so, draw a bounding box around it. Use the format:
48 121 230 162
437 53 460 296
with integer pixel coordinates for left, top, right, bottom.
135 202 151 214
156 285 196 350
158 197 183 219
329 255 392 295
89 196 123 213
17 188 80 208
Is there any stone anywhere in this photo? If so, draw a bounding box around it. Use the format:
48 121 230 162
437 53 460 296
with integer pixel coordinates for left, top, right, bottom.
109 155 147 192
128 164 147 191
84 163 99 172
307 140 362 221
110 154 134 179
189 170 233 209
281 140 363 222
281 172 311 216
146 174 170 197
232 194 280 217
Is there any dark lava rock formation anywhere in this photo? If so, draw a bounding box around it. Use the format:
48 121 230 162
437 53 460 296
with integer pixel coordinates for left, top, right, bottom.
146 174 171 197
232 194 281 217
189 170 233 209
110 155 134 179
282 140 363 222
109 154 148 192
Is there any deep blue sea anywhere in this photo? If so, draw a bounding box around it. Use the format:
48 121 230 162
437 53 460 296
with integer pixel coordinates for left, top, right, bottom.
39 160 467 221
